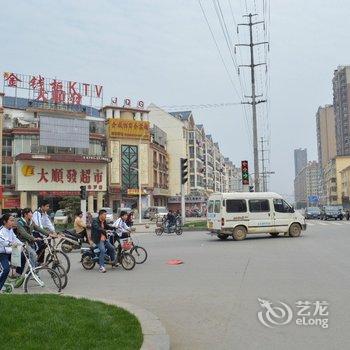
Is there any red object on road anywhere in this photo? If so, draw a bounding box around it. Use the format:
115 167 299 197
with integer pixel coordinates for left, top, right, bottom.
167 259 183 265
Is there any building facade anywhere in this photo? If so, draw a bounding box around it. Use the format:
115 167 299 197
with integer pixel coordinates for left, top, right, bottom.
333 66 350 156
294 161 319 208
324 156 350 205
294 148 307 177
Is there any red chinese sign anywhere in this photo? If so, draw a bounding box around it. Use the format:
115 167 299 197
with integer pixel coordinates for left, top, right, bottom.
3 72 103 107
3 197 20 209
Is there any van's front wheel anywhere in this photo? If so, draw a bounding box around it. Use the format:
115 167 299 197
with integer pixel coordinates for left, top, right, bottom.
289 223 301 237
233 226 247 241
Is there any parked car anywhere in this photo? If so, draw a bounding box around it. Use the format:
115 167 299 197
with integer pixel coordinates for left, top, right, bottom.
320 206 343 220
54 210 69 225
100 207 114 223
305 207 321 219
151 207 168 221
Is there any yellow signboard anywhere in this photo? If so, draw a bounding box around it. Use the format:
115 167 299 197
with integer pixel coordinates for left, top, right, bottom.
127 188 147 196
108 119 150 140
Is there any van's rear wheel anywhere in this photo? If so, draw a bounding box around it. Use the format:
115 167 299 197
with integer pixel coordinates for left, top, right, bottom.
289 223 301 237
269 232 279 237
232 226 247 241
217 234 228 240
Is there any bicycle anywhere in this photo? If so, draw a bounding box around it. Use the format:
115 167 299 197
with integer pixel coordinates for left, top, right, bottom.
2 244 62 293
35 234 71 274
124 235 148 264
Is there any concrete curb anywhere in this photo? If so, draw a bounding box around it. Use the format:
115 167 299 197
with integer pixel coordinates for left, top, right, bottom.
63 294 170 350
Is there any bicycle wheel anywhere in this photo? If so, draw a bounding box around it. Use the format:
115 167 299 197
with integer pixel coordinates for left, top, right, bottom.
46 250 71 274
121 252 136 270
176 227 183 235
50 263 68 289
131 246 148 264
24 266 62 293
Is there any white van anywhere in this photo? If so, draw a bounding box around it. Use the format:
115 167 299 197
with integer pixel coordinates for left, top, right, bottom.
207 192 306 240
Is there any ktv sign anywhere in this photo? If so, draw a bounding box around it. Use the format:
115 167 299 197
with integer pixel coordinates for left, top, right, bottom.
3 72 103 107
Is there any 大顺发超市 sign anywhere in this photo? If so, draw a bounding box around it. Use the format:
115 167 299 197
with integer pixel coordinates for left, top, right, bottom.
108 119 150 140
15 161 107 192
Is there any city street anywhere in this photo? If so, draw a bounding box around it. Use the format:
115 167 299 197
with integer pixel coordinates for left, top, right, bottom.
64 221 350 350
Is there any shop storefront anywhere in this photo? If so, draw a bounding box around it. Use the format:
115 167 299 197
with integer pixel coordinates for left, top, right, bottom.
14 154 109 212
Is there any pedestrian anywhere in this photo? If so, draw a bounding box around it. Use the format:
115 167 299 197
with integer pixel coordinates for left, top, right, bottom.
0 214 22 291
91 209 116 273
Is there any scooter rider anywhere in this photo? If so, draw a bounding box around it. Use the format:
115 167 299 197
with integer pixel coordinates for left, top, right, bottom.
91 209 116 273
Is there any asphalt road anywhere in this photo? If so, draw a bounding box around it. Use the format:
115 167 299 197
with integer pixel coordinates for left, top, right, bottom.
64 220 350 350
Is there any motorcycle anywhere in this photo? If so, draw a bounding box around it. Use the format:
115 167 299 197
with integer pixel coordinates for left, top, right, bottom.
80 231 136 271
155 216 183 236
59 229 89 253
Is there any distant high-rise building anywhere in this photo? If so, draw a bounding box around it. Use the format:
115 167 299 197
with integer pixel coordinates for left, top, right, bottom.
316 105 337 202
294 148 307 176
333 65 350 156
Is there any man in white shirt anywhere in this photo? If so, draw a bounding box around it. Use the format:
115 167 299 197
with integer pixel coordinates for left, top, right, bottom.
32 200 55 233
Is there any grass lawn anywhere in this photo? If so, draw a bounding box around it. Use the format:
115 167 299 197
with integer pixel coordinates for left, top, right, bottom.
0 294 143 350
184 220 207 228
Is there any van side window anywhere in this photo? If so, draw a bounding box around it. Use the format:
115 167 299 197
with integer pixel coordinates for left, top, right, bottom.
249 199 270 212
273 199 292 213
214 200 221 213
226 200 247 213
208 201 214 213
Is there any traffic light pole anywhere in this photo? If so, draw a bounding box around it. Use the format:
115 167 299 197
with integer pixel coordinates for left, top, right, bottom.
181 183 185 224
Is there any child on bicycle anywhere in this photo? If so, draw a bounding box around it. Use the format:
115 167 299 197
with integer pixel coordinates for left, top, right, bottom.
0 214 23 292
112 211 131 253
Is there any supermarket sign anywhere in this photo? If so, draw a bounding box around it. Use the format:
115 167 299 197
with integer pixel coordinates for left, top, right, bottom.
16 160 107 192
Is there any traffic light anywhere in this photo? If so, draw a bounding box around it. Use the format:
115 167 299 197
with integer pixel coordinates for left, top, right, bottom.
181 158 188 185
241 160 249 185
80 185 87 200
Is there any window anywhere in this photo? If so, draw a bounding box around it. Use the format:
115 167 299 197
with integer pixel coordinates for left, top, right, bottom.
273 199 293 213
226 199 247 213
207 201 214 213
2 165 12 185
121 145 138 193
214 200 221 213
2 137 12 156
249 199 270 212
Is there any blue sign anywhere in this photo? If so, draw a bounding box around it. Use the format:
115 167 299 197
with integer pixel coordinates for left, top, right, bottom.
308 195 319 203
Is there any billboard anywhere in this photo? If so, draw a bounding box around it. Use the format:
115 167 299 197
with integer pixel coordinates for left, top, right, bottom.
39 115 89 149
108 119 150 140
16 160 107 192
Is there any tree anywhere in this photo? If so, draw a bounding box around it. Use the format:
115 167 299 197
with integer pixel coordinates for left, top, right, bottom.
59 196 81 224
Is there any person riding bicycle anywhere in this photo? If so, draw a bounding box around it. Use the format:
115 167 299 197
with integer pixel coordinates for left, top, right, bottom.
0 214 23 291
112 211 131 252
91 209 116 273
16 208 51 271
32 200 57 263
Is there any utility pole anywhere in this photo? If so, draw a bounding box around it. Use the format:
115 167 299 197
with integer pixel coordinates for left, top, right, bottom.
236 13 268 192
260 137 268 192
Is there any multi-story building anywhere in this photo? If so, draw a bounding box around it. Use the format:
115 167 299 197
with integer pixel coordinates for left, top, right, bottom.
294 148 307 177
1 72 109 213
103 104 156 213
224 158 243 192
204 134 215 193
316 105 336 202
294 161 319 208
333 66 350 156
151 126 170 207
324 156 350 205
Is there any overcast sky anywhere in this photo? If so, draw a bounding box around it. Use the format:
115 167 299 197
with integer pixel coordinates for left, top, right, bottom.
1 0 349 201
